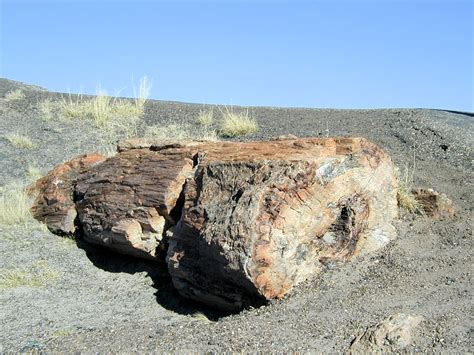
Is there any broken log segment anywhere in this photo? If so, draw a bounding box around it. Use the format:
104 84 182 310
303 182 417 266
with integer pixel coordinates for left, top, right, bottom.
166 137 398 311
31 137 399 311
74 148 197 260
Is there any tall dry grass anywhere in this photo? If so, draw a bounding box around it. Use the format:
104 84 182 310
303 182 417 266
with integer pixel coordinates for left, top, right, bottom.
0 182 31 225
219 106 258 137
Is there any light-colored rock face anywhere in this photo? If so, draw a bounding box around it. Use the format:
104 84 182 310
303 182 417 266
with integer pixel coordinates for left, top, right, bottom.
31 137 399 311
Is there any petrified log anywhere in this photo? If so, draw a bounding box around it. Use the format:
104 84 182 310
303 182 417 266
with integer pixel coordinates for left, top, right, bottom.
166 138 398 311
31 137 399 311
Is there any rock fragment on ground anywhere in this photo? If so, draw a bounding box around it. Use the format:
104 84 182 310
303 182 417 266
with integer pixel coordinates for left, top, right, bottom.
412 188 455 219
350 313 424 353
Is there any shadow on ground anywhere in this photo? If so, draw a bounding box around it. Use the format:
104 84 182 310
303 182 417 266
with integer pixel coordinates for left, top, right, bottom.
73 236 226 321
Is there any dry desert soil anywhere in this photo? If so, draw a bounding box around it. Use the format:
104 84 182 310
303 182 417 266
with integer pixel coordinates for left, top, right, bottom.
0 78 472 353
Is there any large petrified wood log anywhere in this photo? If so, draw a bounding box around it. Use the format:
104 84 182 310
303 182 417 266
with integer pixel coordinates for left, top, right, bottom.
166 138 398 311
31 137 398 311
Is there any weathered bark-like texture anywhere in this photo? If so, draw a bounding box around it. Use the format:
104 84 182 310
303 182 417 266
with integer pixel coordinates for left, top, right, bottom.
165 137 398 311
30 153 106 234
31 137 399 311
74 148 196 259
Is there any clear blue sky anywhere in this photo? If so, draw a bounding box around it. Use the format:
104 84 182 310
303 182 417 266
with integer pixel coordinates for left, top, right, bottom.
1 0 472 111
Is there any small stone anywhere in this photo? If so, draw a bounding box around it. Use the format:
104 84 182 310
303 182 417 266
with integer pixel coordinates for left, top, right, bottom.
350 313 424 353
412 188 455 219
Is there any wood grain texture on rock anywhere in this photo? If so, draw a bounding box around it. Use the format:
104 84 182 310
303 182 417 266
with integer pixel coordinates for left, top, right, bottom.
74 147 197 260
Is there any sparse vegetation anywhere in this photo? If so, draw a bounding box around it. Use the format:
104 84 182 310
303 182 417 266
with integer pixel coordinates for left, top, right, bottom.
191 311 212 323
38 98 56 121
197 109 214 127
219 106 258 137
36 77 152 155
91 89 114 126
134 76 152 111
5 133 35 149
27 166 43 182
0 260 60 290
398 185 421 213
145 123 218 142
396 160 422 213
51 329 73 338
0 182 32 225
58 93 89 119
57 91 141 127
44 77 152 150
4 89 25 101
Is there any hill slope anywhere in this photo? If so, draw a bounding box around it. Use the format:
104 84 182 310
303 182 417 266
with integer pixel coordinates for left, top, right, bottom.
0 78 472 352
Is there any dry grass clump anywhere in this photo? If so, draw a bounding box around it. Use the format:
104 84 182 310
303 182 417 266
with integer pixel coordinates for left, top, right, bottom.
0 182 32 225
27 166 43 182
196 109 214 127
190 311 212 323
57 91 143 128
44 76 151 136
396 161 422 213
5 133 35 149
219 107 258 137
38 98 56 121
0 260 60 290
4 89 25 101
90 89 114 126
58 93 88 119
398 185 421 213
145 123 218 142
134 76 152 112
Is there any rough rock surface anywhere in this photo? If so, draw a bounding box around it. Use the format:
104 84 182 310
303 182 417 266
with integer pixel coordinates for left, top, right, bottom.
31 137 398 310
166 137 398 311
412 188 455 219
350 313 424 353
74 148 196 260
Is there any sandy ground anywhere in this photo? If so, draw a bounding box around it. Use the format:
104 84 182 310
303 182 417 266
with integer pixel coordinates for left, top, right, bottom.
0 78 472 352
